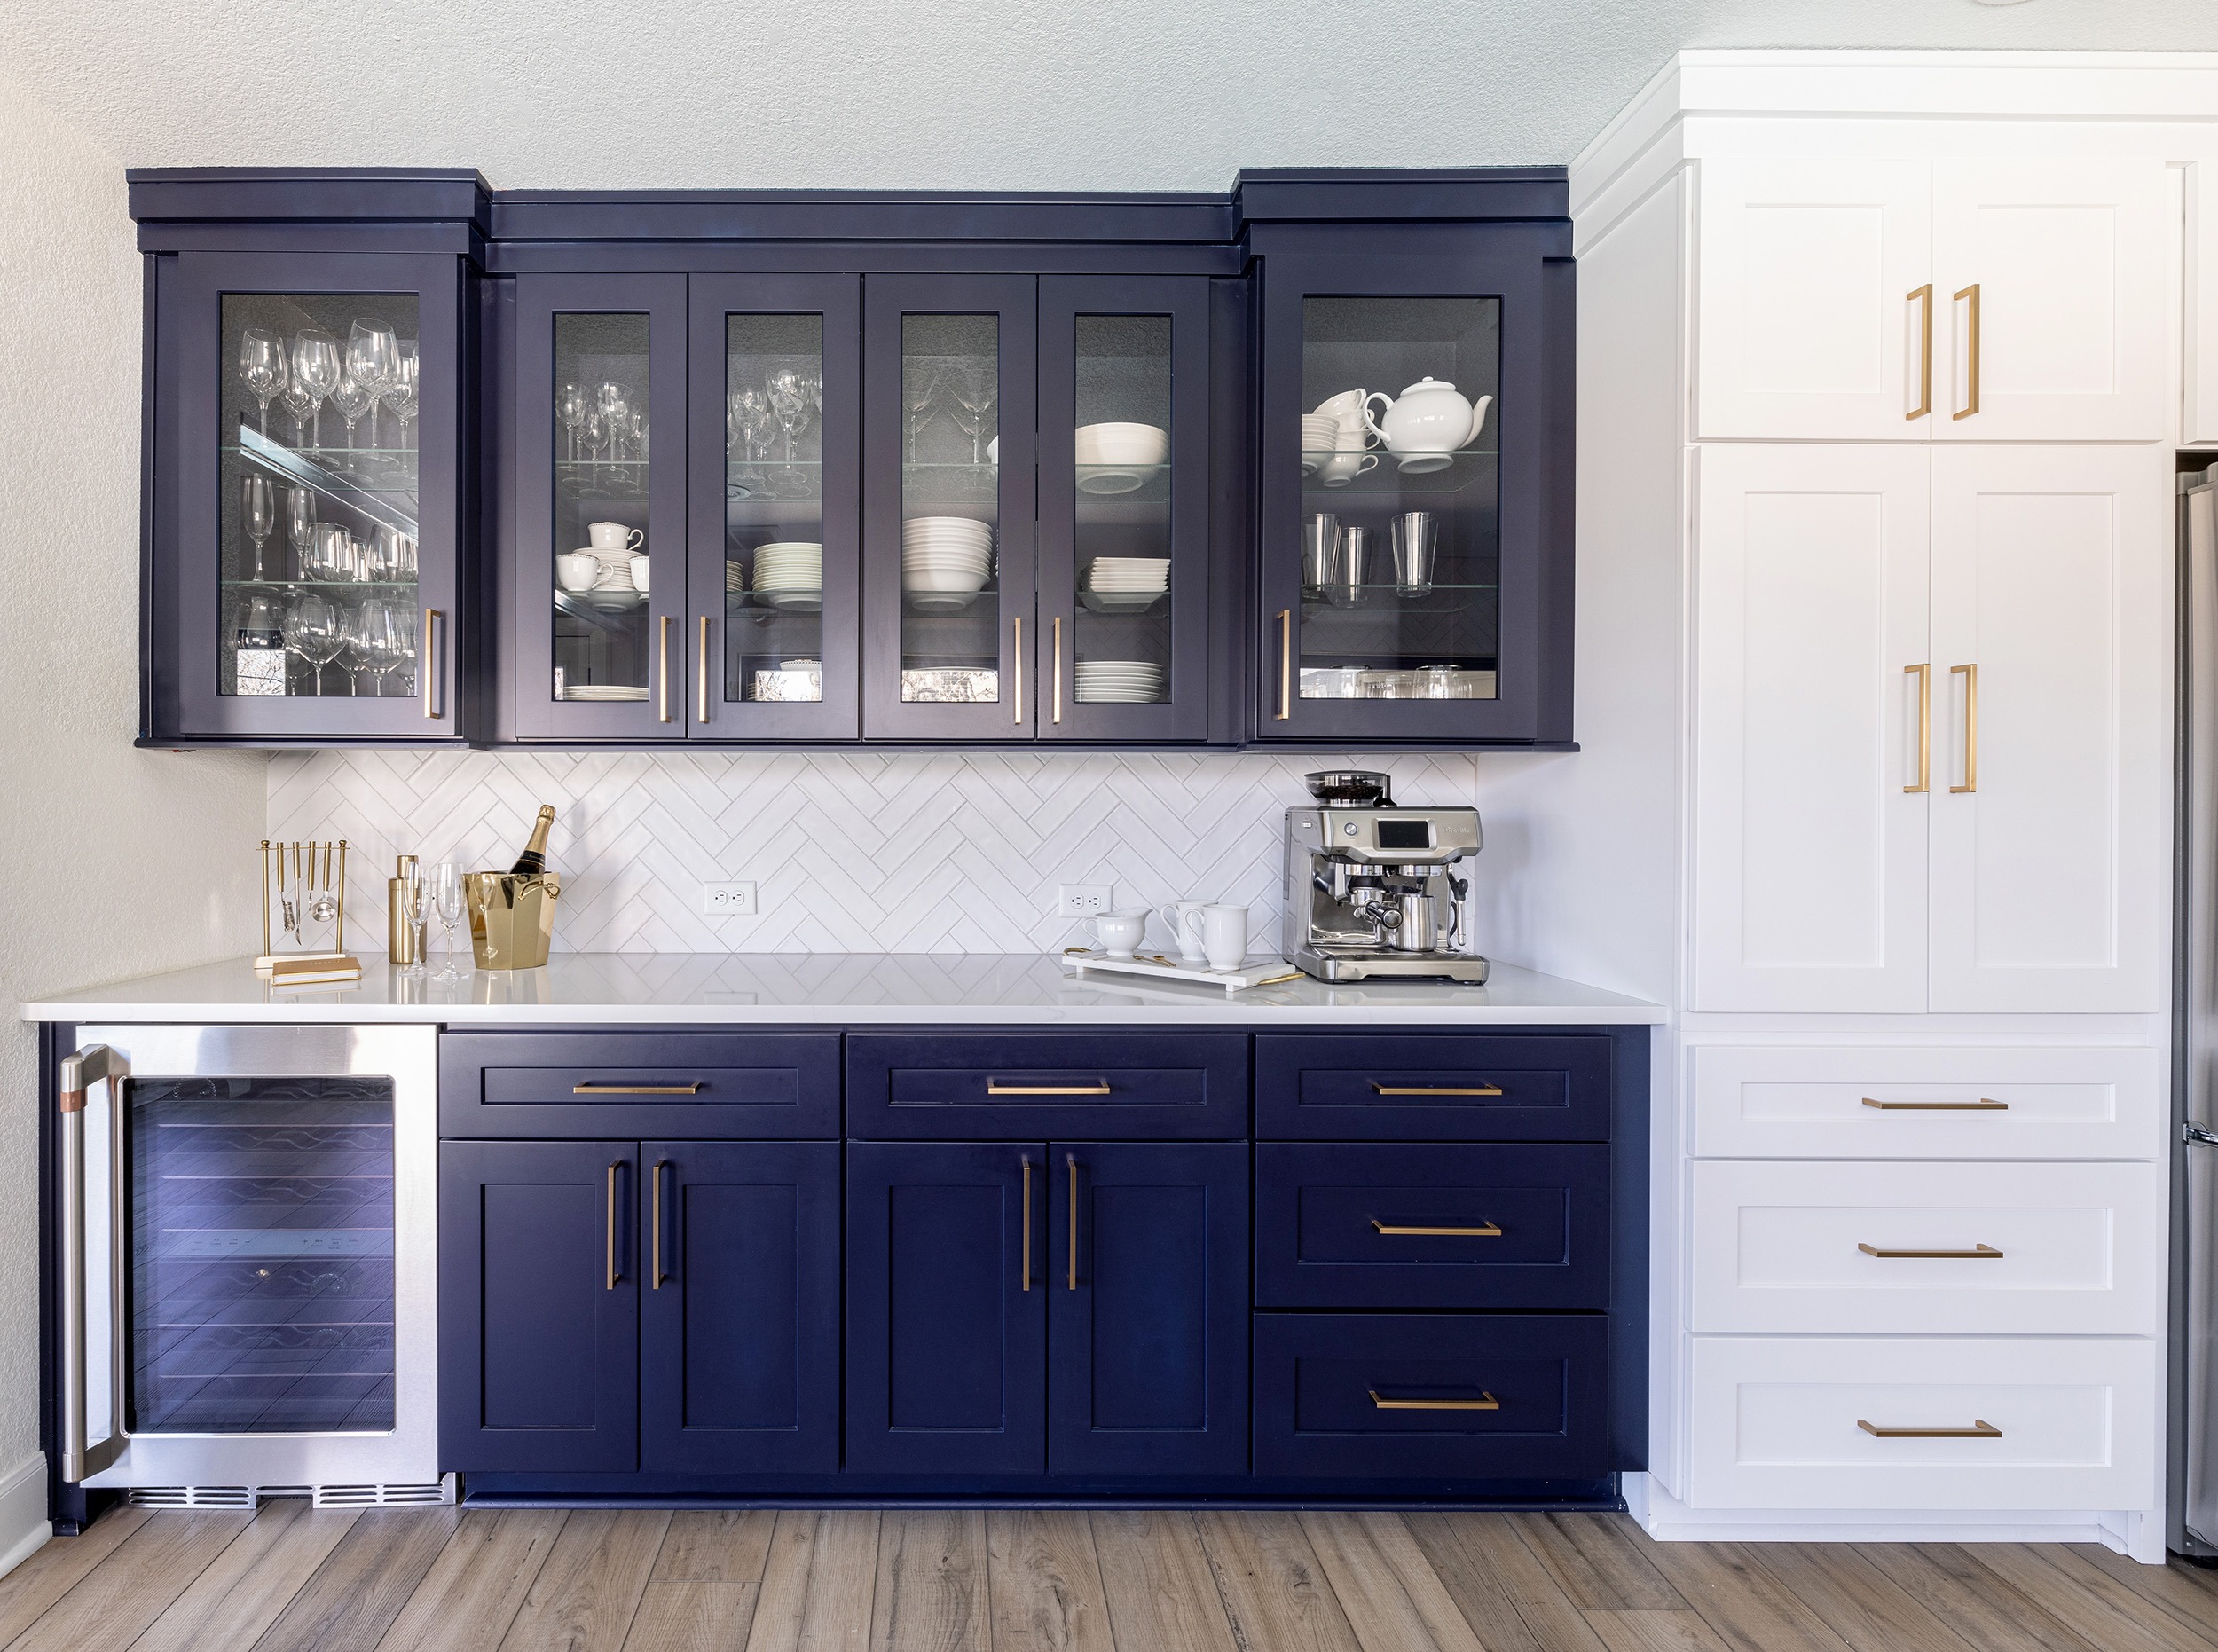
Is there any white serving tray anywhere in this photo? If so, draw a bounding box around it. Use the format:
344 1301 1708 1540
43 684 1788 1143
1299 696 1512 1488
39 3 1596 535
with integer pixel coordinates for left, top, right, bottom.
1058 948 1302 995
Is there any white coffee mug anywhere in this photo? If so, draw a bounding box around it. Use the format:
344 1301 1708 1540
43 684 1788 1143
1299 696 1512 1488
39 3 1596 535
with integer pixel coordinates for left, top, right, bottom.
1093 911 1145 958
1199 904 1248 972
555 551 600 594
629 553 651 594
1156 900 1209 964
588 520 644 553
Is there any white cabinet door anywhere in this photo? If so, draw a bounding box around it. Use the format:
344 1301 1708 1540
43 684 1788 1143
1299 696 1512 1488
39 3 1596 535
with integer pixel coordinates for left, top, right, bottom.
2190 160 2218 447
1691 444 1931 1011
1931 160 2168 442
1928 446 2172 1013
1695 159 1933 440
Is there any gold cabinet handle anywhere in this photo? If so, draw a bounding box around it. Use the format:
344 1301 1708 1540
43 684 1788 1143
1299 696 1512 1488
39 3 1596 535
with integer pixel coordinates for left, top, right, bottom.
1276 609 1292 720
1372 1219 1502 1237
1952 283 1981 420
1012 615 1024 726
1859 1242 2003 1259
421 608 444 719
1863 1097 2008 1112
1949 664 1977 792
697 615 711 725
658 614 673 723
1020 1155 1033 1292
573 1082 703 1095
1860 1418 2001 1438
1906 284 1933 420
1370 1389 1499 1411
1370 1082 1503 1097
987 1080 1112 1096
1904 664 1930 792
1066 1154 1079 1291
1051 615 1064 725
650 1160 668 1289
605 1161 622 1290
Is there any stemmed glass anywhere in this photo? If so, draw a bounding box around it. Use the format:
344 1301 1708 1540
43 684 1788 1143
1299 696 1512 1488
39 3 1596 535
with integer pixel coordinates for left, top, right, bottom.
346 319 398 447
729 388 772 496
430 861 468 979
278 376 315 445
329 372 374 450
596 383 627 462
388 343 420 449
901 364 939 462
394 864 429 979
558 382 586 462
767 369 809 494
285 487 317 581
291 329 342 448
239 328 287 435
282 592 345 694
348 600 405 695
630 409 649 462
948 366 997 464
240 474 277 580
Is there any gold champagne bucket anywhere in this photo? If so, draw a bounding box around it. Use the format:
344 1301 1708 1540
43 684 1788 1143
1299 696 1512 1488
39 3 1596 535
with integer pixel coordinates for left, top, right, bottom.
465 872 560 970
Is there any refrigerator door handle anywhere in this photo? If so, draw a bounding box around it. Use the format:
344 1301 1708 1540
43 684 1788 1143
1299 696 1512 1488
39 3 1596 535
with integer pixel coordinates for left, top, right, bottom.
59 1043 129 1484
2188 1122 2218 1148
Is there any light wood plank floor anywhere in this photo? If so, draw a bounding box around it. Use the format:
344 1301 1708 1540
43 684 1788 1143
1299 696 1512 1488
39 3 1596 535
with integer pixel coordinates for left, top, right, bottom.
1 1506 2214 1652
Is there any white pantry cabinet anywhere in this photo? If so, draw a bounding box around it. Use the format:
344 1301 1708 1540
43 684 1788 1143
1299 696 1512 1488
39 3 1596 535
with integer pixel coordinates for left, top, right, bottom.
2190 160 2218 447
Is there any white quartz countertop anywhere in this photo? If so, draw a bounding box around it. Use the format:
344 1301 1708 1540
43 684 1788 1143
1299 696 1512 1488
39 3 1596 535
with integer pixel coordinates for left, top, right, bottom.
22 953 1662 1027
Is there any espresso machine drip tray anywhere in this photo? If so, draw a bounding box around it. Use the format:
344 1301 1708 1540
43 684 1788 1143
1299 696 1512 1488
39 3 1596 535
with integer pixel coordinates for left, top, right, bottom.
1300 945 1491 984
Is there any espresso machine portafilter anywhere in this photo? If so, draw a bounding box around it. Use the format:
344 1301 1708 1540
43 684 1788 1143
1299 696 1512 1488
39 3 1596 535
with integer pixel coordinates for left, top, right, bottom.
1282 770 1487 982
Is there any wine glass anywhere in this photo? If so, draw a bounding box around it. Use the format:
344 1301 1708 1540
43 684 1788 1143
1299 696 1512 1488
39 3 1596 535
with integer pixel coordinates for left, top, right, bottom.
596 382 625 461
240 474 276 580
558 382 586 462
285 487 316 580
239 328 287 435
630 408 649 462
282 591 344 694
346 319 398 447
278 376 315 445
902 364 939 462
582 412 609 480
291 329 342 448
430 861 468 979
948 365 997 464
767 369 809 493
731 388 772 496
329 372 374 450
348 600 404 695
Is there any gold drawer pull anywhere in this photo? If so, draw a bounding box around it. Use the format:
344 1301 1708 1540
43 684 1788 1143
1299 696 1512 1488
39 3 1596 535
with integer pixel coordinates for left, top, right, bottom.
1858 1242 2003 1260
1862 1097 2007 1111
573 1082 703 1095
1370 1082 1504 1097
1860 1418 2001 1439
1372 1219 1502 1237
1370 1389 1499 1411
987 1080 1112 1096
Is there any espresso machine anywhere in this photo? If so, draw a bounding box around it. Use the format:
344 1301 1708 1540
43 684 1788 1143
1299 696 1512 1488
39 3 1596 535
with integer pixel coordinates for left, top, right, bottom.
1283 770 1488 982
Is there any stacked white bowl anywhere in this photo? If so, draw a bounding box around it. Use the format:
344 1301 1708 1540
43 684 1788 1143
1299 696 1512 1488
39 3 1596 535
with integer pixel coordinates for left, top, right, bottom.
901 516 995 610
1074 658 1166 703
751 542 823 612
1074 421 1169 494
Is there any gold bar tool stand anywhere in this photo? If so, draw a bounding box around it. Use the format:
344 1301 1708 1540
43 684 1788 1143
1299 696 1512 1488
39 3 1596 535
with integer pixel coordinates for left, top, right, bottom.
256 838 360 983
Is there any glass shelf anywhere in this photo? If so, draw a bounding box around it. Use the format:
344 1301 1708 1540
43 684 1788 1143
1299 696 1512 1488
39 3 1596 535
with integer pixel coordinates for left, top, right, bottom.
1301 447 1498 496
221 578 417 591
234 427 418 534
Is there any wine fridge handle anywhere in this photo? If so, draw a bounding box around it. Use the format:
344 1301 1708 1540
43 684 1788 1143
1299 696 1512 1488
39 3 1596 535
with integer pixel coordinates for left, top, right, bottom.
59 1043 129 1484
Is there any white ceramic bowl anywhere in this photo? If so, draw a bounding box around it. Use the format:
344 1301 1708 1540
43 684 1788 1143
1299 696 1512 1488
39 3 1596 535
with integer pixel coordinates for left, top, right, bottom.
901 566 991 594
1074 422 1168 468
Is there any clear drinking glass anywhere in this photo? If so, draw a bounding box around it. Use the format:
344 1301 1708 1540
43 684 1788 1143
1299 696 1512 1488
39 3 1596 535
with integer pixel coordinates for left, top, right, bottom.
558 382 586 461
240 473 277 581
430 861 468 978
278 376 315 445
388 345 421 448
330 372 373 448
285 486 317 580
346 319 398 446
394 867 429 977
283 592 344 694
239 328 287 434
291 329 342 448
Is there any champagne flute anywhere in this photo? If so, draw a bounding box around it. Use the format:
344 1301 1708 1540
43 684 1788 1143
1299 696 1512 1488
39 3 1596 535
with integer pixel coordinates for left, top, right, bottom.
291 329 342 448
346 319 398 447
394 864 429 978
240 473 276 580
285 486 316 580
596 382 625 463
558 382 586 462
239 328 287 435
430 861 467 978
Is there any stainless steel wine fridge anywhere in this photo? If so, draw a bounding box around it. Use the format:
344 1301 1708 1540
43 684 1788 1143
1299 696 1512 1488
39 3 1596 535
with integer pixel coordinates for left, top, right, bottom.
55 1025 442 1506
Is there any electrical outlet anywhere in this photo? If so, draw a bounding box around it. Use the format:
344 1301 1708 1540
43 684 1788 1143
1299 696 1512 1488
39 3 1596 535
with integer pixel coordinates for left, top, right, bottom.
701 881 759 917
1058 884 1112 917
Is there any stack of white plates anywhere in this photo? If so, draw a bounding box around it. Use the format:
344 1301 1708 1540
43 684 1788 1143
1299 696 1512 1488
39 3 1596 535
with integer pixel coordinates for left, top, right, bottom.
1080 556 1168 615
562 683 650 702
725 560 746 592
1074 659 1166 703
902 516 994 613
751 541 823 613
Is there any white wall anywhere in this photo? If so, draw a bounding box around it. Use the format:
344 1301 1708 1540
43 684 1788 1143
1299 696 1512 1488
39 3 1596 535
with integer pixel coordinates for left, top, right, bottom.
0 75 266 1555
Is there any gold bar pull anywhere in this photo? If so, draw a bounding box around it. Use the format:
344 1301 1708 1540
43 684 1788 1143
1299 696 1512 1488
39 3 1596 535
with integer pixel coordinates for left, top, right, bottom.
605 1161 622 1290
658 615 673 723
1860 1418 2001 1439
1904 664 1930 792
1951 283 1981 420
651 1160 668 1289
573 1082 703 1095
1066 1154 1079 1291
1372 1219 1502 1237
421 608 444 718
1370 1082 1504 1097
697 615 711 725
1906 283 1933 420
987 1080 1112 1096
1277 609 1292 720
1949 664 1977 792
1020 1156 1033 1292
1370 1389 1500 1411
1013 615 1024 726
1052 615 1064 726
1859 1242 2004 1259
1863 1097 2008 1112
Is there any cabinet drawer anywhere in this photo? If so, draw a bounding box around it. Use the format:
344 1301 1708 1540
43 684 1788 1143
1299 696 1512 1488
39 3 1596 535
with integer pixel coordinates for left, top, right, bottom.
1688 1336 2158 1510
1690 1044 2163 1160
1689 1160 2162 1336
846 1034 1247 1139
441 1034 840 1138
1255 1144 1608 1309
1255 1034 1612 1141
1254 1313 1608 1480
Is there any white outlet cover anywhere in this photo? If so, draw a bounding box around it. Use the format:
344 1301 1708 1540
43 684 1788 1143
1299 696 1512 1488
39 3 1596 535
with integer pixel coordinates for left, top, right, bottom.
1058 884 1112 916
702 881 759 916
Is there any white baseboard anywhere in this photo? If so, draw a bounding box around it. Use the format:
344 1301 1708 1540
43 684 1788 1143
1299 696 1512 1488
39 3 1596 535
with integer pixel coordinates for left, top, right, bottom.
1622 1473 2164 1562
0 1455 48 1579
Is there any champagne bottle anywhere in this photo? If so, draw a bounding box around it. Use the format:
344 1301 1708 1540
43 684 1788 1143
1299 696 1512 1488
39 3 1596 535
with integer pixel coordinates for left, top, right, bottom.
510 806 556 877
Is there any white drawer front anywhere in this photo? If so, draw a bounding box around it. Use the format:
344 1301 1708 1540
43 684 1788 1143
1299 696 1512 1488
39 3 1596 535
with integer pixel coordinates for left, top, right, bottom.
1690 1044 2162 1160
1689 1336 2157 1510
1690 1161 2161 1334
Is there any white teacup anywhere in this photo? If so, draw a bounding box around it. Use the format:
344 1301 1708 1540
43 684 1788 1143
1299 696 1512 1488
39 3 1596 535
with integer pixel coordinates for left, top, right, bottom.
1311 389 1371 425
629 554 651 594
1199 904 1249 972
1093 911 1145 959
555 551 600 594
1317 451 1380 488
588 521 644 553
1156 900 1209 964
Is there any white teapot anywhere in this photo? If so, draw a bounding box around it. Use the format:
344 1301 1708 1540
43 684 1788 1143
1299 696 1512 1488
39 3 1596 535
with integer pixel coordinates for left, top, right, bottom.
1362 377 1492 473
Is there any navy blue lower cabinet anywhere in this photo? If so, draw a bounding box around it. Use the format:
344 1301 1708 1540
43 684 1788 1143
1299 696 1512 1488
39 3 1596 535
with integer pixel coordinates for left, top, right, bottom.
640 1142 840 1475
846 1141 1046 1475
1255 1033 1613 1141
1048 1142 1248 1476
1253 1312 1608 1480
846 1033 1248 1140
440 1140 639 1474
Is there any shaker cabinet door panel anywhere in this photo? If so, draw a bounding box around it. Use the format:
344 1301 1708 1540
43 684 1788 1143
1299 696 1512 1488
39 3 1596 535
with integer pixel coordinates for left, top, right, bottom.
439 1140 638 1473
2190 161 2218 448
1694 159 1934 440
640 1142 840 1475
1927 444 2172 1013
1690 444 1931 1011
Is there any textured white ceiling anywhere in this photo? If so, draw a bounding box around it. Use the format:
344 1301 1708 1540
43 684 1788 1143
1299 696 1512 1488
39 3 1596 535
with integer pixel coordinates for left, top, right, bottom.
4 0 2216 190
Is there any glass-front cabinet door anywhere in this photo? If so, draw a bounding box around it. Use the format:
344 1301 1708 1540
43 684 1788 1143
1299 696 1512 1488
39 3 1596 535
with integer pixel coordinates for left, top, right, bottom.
687 276 861 738
152 251 463 741
861 275 1038 739
512 274 688 739
1255 237 1569 742
1036 278 1212 742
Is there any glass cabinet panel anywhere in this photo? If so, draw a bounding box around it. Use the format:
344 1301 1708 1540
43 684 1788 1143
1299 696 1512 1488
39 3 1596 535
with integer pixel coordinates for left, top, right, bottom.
722 315 825 705
550 313 653 706
899 313 1003 706
1069 315 1173 708
218 293 421 701
1296 295 1500 706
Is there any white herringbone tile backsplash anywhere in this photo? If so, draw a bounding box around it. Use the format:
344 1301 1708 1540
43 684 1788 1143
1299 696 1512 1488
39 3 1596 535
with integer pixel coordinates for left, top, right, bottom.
268 751 1480 955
